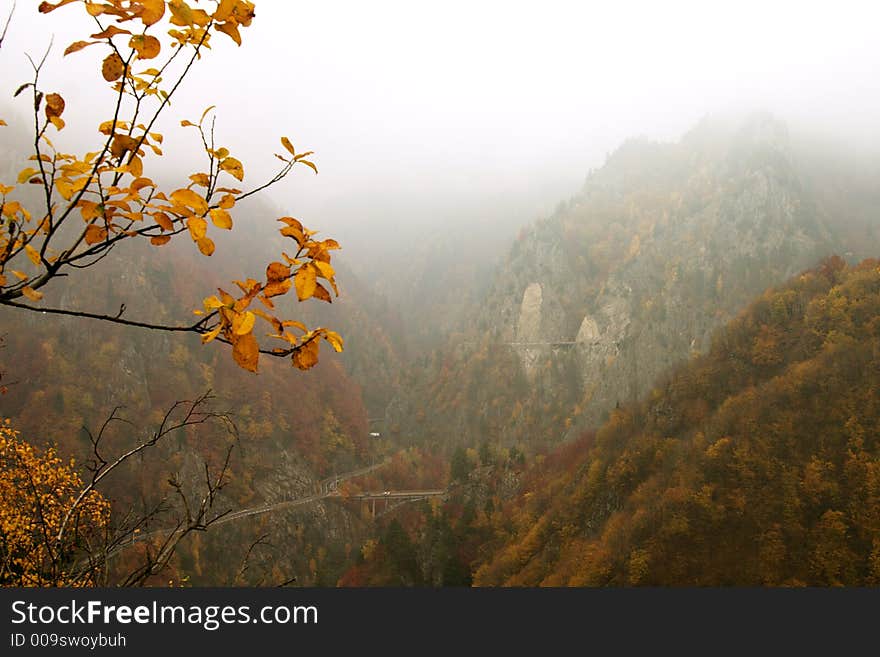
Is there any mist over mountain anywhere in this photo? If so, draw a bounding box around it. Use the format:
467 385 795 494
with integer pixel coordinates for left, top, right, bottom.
384 113 880 455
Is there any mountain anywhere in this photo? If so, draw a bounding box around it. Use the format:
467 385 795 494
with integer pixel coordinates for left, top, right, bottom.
389 113 879 452
473 256 880 585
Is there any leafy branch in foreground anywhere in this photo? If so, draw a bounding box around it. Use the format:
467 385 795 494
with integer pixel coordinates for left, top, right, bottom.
1 392 238 586
0 0 342 372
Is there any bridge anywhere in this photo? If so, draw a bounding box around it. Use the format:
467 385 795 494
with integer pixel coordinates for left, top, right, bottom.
504 341 579 347
331 489 447 518
104 458 446 555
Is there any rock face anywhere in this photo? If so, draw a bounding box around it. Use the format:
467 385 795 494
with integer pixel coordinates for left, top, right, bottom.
393 113 879 449
516 283 543 342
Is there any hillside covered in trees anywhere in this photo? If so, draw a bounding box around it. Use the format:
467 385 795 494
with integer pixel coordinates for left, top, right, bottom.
472 257 880 585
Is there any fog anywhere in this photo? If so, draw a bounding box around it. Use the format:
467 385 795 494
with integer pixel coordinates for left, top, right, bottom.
2 0 879 257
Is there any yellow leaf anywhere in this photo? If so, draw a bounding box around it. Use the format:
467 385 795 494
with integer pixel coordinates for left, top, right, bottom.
209 208 233 229
85 2 106 16
84 225 108 245
232 331 259 372
131 177 155 191
168 0 195 26
219 157 244 181
129 34 161 60
187 215 208 240
17 168 39 184
216 21 242 45
281 136 296 156
324 330 344 353
55 178 75 201
294 264 317 301
219 193 236 209
172 188 209 214
0 274 6 286
189 172 210 187
21 286 43 302
78 201 102 221
200 105 216 125
0 184 13 195
292 339 319 370
127 155 143 178
203 295 225 310
201 324 222 344
101 53 125 82
196 236 215 256
232 310 256 335
314 261 335 280
24 244 41 266
139 0 166 26
11 270 28 281
298 159 318 174
214 0 237 21
49 116 65 131
111 134 138 159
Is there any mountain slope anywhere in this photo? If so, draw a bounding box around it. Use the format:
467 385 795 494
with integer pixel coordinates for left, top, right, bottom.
474 256 880 586
391 114 878 451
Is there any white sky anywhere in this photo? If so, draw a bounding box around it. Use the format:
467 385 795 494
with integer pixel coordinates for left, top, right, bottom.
2 0 879 244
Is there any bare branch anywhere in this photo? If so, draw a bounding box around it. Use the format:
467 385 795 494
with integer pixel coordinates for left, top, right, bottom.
0 0 15 51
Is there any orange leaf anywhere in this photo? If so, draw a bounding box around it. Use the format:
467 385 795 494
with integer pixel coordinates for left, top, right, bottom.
150 234 171 246
313 282 332 303
281 136 296 156
21 286 43 302
91 25 132 39
266 262 290 283
64 40 99 56
129 34 161 60
196 236 215 256
84 225 108 245
263 278 292 298
232 331 260 372
292 339 320 370
153 211 174 231
139 0 166 26
44 93 65 119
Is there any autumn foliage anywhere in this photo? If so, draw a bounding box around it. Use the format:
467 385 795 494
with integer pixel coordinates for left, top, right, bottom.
0 419 110 586
474 257 880 586
0 0 342 373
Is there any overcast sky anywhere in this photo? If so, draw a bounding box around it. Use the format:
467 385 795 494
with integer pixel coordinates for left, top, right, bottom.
2 0 879 244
